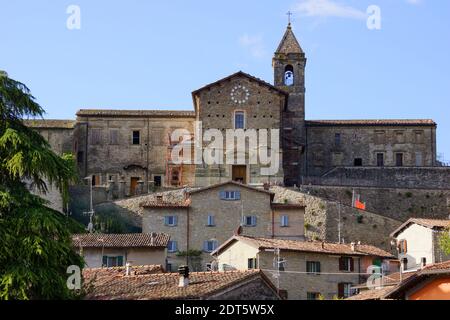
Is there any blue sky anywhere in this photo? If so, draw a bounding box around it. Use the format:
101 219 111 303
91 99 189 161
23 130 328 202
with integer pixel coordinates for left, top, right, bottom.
1 0 449 160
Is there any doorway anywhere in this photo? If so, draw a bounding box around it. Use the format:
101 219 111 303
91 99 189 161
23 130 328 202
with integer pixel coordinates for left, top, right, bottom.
130 177 139 195
232 165 247 184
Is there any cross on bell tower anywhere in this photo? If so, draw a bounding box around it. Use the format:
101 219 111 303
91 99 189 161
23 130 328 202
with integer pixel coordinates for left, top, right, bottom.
286 11 293 25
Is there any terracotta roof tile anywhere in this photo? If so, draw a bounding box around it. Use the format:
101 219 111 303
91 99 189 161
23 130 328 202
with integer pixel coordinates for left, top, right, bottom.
24 119 76 129
216 235 395 258
346 286 396 300
83 269 274 300
76 109 195 118
72 233 170 248
391 218 450 237
306 119 436 127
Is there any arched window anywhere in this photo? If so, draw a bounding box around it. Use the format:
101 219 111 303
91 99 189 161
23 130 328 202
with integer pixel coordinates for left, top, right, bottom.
284 65 294 86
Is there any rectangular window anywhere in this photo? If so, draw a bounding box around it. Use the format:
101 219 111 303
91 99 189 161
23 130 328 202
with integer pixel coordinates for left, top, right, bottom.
339 257 354 272
248 258 257 270
207 215 215 227
167 240 178 253
396 153 404 166
376 153 384 167
109 129 119 145
280 215 289 227
375 131 386 144
132 130 140 145
102 256 124 268
395 131 405 144
203 240 218 253
354 158 363 167
154 176 162 187
243 216 257 227
164 216 178 227
219 190 241 201
334 133 341 147
338 283 353 298
306 261 321 274
398 239 408 254
77 151 84 164
234 111 245 129
415 131 424 144
307 292 321 300
277 257 286 271
415 152 423 166
90 128 102 145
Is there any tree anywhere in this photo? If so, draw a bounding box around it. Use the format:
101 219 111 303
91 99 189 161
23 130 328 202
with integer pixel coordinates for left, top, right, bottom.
0 71 84 299
439 229 450 256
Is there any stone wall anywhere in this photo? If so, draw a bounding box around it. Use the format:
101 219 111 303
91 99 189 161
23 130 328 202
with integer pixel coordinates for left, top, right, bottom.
305 124 437 177
304 167 450 190
270 186 402 252
299 184 450 222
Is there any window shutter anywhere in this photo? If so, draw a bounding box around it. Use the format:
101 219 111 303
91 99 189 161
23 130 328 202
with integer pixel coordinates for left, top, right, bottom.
164 216 169 226
339 257 344 271
173 241 178 252
350 258 354 272
317 262 321 273
117 256 124 267
338 283 344 298
203 241 208 252
214 240 219 251
174 216 178 226
252 216 257 226
219 191 226 200
404 240 408 253
102 256 107 267
235 191 241 200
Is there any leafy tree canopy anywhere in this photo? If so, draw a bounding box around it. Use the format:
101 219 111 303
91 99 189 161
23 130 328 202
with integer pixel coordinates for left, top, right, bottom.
0 71 84 300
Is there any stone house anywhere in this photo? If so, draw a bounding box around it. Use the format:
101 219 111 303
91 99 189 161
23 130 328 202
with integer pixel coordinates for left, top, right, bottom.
83 266 280 300
140 181 306 271
72 233 169 268
390 218 450 271
211 235 396 300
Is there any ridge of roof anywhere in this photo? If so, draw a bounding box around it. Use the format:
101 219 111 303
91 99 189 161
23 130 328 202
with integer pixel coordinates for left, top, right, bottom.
76 109 195 118
306 119 436 127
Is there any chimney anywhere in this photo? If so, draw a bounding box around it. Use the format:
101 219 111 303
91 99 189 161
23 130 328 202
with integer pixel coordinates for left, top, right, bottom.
321 242 325 249
150 232 156 246
351 242 356 252
125 262 132 276
156 195 163 204
178 265 189 287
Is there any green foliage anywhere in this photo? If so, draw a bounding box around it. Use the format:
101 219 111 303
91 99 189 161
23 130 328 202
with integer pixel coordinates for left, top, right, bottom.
0 72 83 299
439 229 450 256
176 250 203 257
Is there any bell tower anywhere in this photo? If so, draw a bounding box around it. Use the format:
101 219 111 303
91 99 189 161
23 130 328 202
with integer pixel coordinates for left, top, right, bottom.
273 22 307 186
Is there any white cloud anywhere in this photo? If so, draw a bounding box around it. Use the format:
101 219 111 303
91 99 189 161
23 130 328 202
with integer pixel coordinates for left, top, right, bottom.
238 34 266 59
293 0 366 20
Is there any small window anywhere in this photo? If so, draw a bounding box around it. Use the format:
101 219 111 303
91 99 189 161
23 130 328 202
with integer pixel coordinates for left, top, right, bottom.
102 256 124 268
421 257 427 266
203 240 218 253
243 216 257 227
284 65 294 86
220 190 241 201
306 261 321 274
90 128 102 145
91 174 100 186
339 257 354 272
277 257 286 271
396 153 404 167
354 158 363 167
166 262 172 272
415 152 423 166
338 283 353 298
234 111 245 129
307 292 321 300
248 258 257 270
334 133 341 147
132 131 140 145
77 151 84 164
207 215 215 227
280 215 289 227
167 241 178 253
109 129 119 145
377 153 384 167
206 263 213 271
154 176 162 187
402 258 408 271
398 239 408 254
164 216 178 227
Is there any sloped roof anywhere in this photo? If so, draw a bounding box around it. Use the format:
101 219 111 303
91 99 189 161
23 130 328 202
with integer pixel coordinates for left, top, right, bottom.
72 233 170 248
345 285 396 300
188 181 274 197
24 119 76 129
191 71 288 97
212 235 395 259
390 218 450 238
76 109 195 118
275 24 304 54
306 119 436 127
83 269 280 300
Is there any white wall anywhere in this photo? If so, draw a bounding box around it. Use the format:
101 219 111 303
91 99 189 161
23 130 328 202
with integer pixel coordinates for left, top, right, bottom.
81 247 166 268
396 224 433 269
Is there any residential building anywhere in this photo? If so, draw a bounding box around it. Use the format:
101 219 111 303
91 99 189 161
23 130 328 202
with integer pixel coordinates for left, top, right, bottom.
211 235 396 300
141 181 305 271
72 233 169 268
83 266 281 300
390 218 450 271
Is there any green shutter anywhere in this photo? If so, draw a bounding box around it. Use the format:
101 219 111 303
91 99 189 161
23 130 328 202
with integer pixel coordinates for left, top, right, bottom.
102 256 107 267
117 256 124 266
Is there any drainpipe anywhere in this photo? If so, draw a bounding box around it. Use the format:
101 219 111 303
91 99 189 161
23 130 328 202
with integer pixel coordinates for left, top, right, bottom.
84 121 89 178
146 117 150 193
186 206 190 267
271 208 275 238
